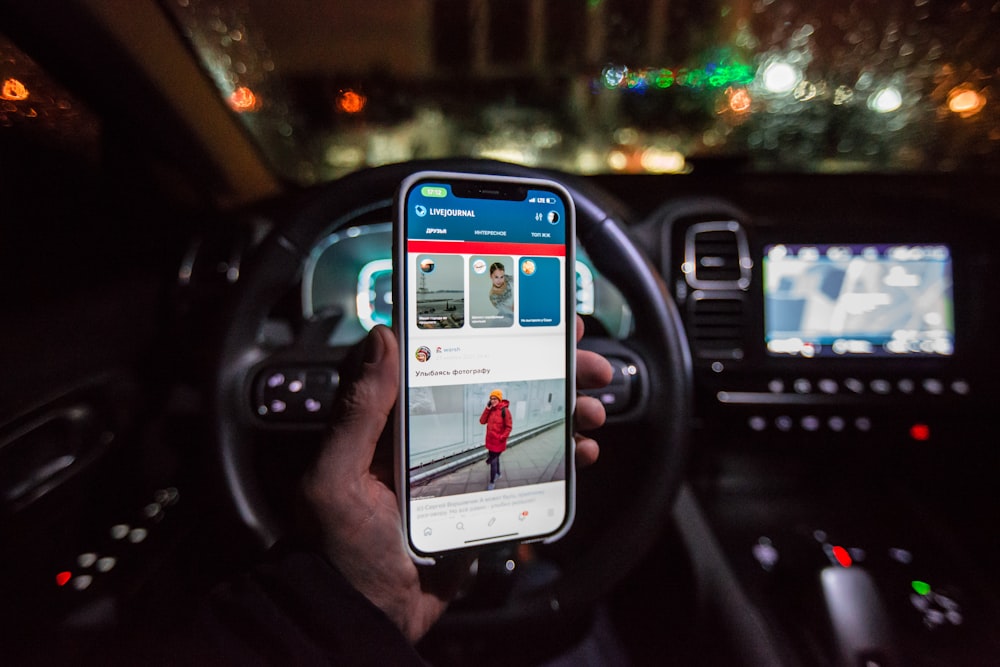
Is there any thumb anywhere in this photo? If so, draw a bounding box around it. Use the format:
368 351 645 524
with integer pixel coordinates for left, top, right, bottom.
319 325 399 479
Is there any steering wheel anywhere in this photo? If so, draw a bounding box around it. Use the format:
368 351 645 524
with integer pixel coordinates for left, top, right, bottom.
213 159 692 649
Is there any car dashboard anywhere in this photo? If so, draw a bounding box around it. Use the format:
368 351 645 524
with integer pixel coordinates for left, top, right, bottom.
631 182 1000 665
298 221 633 349
196 174 1000 665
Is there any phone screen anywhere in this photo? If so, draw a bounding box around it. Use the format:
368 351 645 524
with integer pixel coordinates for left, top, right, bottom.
396 172 575 558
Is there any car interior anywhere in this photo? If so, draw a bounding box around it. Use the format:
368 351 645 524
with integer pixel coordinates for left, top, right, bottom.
2 1 999 665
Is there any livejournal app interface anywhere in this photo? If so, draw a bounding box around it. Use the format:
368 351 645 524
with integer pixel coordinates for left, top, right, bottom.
403 180 571 555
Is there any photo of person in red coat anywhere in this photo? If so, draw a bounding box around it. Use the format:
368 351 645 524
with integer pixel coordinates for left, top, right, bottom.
480 388 512 490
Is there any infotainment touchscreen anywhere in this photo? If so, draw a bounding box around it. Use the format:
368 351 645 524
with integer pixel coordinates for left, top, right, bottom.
763 244 954 358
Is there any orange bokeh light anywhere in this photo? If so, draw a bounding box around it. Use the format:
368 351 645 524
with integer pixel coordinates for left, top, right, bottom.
1 78 30 101
728 88 752 113
228 86 259 112
336 89 367 114
947 86 985 117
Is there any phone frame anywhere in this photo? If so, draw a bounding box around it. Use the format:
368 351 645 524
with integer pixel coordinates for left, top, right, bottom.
393 170 577 563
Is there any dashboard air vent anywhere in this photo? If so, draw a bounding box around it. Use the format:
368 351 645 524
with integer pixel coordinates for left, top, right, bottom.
688 294 745 359
683 221 751 290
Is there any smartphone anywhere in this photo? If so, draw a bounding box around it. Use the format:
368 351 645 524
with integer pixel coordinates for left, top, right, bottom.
394 171 576 562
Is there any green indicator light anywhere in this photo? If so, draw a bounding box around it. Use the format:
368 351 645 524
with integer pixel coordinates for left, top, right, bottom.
912 580 931 596
420 186 447 198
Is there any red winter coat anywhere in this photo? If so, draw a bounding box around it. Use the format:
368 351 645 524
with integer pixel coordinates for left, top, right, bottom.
480 399 512 452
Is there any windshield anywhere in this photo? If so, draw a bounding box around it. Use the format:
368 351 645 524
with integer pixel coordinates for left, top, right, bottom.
165 0 1000 184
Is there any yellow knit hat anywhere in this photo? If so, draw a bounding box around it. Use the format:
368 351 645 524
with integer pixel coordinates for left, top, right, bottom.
489 389 503 401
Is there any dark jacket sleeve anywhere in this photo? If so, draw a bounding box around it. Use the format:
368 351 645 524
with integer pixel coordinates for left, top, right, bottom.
165 544 428 666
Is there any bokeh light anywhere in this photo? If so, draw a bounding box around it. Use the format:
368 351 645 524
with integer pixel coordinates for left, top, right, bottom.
868 86 902 113
728 88 752 113
336 89 367 114
228 85 259 112
947 86 985 117
761 61 800 94
1 77 29 101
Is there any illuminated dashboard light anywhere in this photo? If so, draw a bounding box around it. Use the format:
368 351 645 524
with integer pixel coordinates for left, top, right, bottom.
912 580 932 596
356 259 394 332
909 423 931 441
575 261 596 315
832 545 852 568
56 571 72 587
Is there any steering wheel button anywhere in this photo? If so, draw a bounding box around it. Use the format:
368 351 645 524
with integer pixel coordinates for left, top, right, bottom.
828 416 846 432
307 371 332 389
767 379 784 393
288 379 304 393
748 416 767 431
897 378 915 394
96 557 116 573
792 378 812 394
270 400 287 413
77 553 98 568
266 373 285 388
775 416 793 432
855 417 872 432
305 398 322 413
801 415 820 431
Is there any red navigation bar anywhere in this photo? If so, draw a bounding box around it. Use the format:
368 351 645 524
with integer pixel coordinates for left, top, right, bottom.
407 240 565 256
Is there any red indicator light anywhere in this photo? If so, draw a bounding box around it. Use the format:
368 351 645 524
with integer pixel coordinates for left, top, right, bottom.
55 571 72 587
910 424 931 441
832 546 852 568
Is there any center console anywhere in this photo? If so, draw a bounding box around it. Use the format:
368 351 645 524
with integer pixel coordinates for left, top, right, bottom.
639 196 1000 665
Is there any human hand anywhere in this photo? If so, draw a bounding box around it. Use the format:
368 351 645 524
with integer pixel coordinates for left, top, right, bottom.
302 320 611 642
573 315 613 466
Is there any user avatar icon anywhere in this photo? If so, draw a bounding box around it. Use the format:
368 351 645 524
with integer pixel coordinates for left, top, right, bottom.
521 259 537 276
415 346 431 362
419 258 435 273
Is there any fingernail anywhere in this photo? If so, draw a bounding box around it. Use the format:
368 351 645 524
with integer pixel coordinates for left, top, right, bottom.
363 327 384 364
